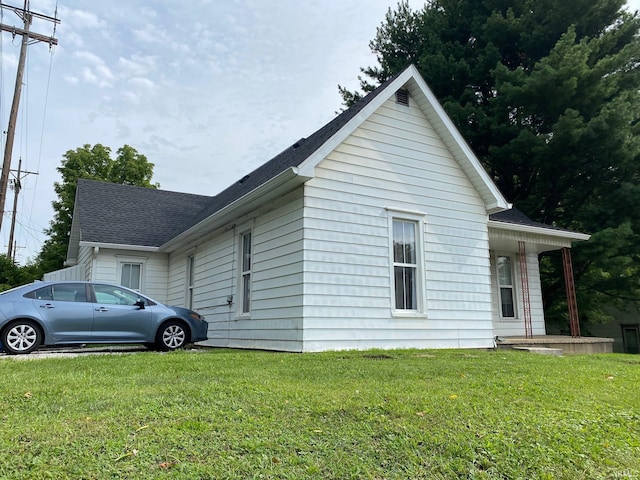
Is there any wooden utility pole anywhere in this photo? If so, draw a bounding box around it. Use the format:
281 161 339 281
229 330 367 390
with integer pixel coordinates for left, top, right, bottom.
7 157 37 259
0 1 58 235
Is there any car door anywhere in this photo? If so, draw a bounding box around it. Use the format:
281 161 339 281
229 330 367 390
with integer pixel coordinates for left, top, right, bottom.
28 283 94 343
89 284 153 342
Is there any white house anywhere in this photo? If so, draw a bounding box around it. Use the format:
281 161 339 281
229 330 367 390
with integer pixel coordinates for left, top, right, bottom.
56 65 589 352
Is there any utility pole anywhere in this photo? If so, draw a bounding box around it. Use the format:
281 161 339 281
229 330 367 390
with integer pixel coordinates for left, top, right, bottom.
7 157 37 259
0 1 58 235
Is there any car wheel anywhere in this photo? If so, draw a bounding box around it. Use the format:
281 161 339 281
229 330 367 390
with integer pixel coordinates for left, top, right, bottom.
156 321 188 351
2 320 42 355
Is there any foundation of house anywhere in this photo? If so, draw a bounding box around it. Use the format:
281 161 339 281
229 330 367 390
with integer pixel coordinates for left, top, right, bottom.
496 335 614 355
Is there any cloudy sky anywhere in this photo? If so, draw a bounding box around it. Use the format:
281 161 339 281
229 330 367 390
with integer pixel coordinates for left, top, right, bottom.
1 0 639 265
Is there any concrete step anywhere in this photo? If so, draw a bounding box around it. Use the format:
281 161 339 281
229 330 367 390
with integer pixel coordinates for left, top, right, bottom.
512 346 564 356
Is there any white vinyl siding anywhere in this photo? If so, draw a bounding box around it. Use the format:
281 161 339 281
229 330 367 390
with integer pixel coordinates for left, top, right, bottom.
78 246 93 280
491 251 547 337
167 188 305 351
91 250 169 302
301 94 493 351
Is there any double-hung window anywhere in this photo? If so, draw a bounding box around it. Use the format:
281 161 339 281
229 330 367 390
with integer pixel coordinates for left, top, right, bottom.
497 255 516 318
186 254 195 310
240 231 252 314
120 262 142 291
389 212 425 314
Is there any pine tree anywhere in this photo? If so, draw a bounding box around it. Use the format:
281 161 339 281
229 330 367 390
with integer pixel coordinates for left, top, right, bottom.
342 0 640 327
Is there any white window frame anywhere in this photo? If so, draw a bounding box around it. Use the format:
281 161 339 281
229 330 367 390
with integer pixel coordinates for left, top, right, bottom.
387 210 427 317
116 256 147 292
186 253 195 310
237 227 253 316
494 252 519 320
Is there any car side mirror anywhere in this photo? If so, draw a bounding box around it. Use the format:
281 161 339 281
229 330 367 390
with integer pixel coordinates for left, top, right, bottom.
135 299 145 310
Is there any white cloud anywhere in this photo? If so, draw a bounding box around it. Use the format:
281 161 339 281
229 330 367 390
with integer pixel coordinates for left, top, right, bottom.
62 8 107 30
74 50 103 65
128 77 155 90
117 55 158 77
3 0 423 264
63 74 79 85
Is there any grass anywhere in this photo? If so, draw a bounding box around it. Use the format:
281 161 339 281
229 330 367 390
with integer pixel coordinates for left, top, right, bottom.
0 348 638 479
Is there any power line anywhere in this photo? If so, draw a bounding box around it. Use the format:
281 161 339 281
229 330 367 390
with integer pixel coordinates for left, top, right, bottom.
0 0 59 236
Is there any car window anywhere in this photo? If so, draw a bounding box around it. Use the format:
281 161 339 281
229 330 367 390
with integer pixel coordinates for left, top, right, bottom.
52 284 88 302
23 284 88 302
92 284 142 306
26 285 54 300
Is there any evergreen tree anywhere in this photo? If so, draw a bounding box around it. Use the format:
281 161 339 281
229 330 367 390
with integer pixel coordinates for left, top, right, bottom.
38 144 158 273
342 0 640 328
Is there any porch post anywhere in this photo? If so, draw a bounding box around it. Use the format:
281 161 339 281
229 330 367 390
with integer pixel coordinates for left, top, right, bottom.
518 241 533 338
561 247 581 337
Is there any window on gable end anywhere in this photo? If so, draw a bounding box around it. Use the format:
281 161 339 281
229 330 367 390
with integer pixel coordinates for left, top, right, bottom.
388 211 426 316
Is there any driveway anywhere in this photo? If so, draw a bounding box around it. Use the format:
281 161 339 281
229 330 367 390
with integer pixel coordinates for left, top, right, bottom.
0 345 149 360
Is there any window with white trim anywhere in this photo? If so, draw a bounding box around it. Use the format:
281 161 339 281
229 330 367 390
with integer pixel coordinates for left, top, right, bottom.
186 254 195 310
497 255 516 318
393 219 418 310
120 262 142 291
240 231 252 314
388 212 426 314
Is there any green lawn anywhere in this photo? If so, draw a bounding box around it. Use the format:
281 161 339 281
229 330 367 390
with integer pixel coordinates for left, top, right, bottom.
0 348 638 479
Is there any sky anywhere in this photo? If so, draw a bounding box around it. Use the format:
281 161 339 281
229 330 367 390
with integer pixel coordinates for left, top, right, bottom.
0 0 639 266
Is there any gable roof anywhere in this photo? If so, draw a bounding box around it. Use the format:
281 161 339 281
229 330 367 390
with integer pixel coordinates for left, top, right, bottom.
185 69 407 229
294 65 510 213
161 64 511 250
70 65 528 257
67 179 211 259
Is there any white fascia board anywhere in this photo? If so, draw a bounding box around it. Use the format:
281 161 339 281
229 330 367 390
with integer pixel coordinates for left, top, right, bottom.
161 167 308 251
78 241 161 252
297 68 419 178
297 65 510 213
406 66 510 212
488 220 591 242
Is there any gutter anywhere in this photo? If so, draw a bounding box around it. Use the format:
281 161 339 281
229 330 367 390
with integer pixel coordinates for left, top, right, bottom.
488 220 591 241
161 166 309 251
78 241 161 252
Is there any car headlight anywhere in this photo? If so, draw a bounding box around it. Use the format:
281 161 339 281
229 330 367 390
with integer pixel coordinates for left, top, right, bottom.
189 311 205 322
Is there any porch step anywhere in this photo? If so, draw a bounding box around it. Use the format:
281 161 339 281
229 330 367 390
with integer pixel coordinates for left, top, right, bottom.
512 346 564 356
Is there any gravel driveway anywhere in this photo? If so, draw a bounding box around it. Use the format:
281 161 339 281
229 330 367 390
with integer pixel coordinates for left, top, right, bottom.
0 345 149 360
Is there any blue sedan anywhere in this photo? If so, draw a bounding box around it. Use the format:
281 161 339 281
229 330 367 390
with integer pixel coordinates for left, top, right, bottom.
0 281 208 355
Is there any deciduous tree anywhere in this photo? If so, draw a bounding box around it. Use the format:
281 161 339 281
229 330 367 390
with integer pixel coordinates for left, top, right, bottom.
38 144 158 273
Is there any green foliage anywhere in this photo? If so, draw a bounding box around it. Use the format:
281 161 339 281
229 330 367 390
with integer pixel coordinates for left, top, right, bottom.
0 349 638 478
343 0 640 328
37 144 158 274
0 254 42 291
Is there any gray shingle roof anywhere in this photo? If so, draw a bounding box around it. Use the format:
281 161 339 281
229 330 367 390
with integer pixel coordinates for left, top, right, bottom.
187 70 405 228
74 68 406 248
489 207 576 233
76 179 211 247
75 66 576 248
